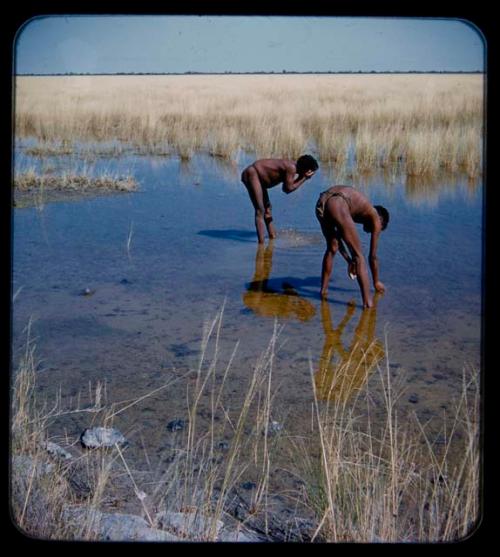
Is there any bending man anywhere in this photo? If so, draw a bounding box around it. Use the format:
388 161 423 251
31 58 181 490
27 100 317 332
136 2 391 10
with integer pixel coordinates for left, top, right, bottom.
242 155 319 244
316 185 389 308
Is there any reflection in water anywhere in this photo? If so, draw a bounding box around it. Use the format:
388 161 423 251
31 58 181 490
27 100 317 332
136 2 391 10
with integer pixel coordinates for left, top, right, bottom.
207 154 241 183
242 242 316 322
315 293 384 402
198 229 255 242
178 153 241 186
405 173 481 206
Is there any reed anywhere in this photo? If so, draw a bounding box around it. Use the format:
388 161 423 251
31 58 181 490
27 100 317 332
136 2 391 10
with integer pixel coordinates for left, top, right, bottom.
15 74 483 176
11 319 101 540
11 311 480 542
14 169 138 192
294 341 480 543
150 306 283 540
11 309 284 541
13 163 138 208
11 319 170 540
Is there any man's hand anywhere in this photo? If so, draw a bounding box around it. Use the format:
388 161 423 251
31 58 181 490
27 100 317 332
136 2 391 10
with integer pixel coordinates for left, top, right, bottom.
348 260 357 280
374 281 385 293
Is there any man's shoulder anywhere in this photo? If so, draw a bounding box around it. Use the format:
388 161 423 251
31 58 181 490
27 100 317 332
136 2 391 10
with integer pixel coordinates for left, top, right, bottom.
260 158 290 165
256 158 292 171
322 184 351 194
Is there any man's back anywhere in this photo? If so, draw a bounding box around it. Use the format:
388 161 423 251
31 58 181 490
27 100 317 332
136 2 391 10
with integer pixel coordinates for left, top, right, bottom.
251 159 294 188
320 185 374 221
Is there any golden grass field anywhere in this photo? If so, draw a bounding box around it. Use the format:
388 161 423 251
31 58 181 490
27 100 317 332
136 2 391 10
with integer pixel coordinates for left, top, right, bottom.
15 74 484 177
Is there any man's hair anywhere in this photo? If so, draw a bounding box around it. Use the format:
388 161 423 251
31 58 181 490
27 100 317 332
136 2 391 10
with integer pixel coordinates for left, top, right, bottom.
296 154 319 174
374 205 390 230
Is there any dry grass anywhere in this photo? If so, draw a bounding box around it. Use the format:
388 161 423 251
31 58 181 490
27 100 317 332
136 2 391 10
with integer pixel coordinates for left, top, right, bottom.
146 306 289 540
10 309 284 541
11 310 480 542
13 165 138 209
11 319 86 539
15 74 483 176
293 344 481 543
10 319 172 540
14 168 138 192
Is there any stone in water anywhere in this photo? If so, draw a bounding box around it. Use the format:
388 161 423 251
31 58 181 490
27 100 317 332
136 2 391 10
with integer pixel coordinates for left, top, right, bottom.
167 419 185 432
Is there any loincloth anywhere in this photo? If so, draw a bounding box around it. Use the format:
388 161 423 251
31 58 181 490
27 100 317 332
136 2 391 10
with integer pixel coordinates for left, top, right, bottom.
315 189 352 222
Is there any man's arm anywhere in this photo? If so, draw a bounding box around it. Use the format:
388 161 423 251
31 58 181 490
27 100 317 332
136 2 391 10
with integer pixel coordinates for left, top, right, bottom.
282 166 315 194
338 239 358 279
337 238 350 262
369 227 385 292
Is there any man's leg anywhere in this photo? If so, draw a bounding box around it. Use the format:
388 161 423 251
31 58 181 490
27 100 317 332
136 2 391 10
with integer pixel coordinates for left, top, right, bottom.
262 188 276 240
319 220 339 298
243 169 267 244
337 220 373 308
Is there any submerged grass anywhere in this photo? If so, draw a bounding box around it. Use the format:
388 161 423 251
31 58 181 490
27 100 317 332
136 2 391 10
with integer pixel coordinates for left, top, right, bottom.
11 309 480 542
15 74 483 177
13 165 138 209
14 168 138 192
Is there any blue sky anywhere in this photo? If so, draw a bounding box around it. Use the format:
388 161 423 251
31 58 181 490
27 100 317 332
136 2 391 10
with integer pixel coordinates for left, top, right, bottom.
15 16 485 74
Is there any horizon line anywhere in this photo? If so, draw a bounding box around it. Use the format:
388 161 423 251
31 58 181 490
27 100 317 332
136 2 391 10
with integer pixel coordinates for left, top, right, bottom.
15 70 485 76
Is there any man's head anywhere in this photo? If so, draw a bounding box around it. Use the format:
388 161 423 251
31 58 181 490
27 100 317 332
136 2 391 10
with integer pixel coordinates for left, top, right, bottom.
296 154 319 176
363 205 390 233
375 205 390 230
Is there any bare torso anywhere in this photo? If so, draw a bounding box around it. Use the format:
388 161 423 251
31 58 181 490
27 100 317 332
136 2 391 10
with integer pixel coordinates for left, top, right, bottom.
243 159 296 188
322 185 377 225
241 157 316 244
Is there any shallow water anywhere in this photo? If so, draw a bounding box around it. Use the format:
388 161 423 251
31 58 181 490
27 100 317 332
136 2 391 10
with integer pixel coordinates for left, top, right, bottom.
12 152 482 471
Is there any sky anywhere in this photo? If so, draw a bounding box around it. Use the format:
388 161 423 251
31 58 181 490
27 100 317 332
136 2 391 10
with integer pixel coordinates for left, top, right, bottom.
15 16 485 74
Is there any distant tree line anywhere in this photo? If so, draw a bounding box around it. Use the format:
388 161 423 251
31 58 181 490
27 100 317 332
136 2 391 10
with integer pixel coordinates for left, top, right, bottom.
17 70 484 76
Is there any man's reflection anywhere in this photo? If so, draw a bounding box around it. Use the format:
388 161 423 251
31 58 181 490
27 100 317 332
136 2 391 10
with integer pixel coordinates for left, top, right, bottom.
243 242 316 322
315 293 384 402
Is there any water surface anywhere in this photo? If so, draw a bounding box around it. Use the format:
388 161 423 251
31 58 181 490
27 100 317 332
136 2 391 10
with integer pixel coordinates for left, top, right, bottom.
12 152 483 469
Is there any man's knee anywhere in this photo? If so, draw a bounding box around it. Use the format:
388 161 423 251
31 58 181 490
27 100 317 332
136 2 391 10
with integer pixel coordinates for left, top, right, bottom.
255 206 266 219
241 167 251 183
351 252 364 266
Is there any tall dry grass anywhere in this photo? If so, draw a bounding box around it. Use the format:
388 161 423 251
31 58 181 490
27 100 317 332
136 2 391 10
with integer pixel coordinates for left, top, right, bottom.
11 319 85 539
148 305 287 540
15 74 483 176
11 310 480 542
293 346 481 543
10 308 284 541
11 318 143 541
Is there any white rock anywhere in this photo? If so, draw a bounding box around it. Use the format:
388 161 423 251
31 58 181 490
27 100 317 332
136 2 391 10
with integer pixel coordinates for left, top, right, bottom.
218 528 262 542
44 441 73 460
262 420 283 436
12 454 55 478
63 506 181 541
156 510 223 540
80 427 127 449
